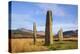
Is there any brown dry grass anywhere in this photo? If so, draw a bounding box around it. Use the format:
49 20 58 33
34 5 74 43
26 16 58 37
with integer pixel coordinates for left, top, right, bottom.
10 37 78 53
11 38 48 53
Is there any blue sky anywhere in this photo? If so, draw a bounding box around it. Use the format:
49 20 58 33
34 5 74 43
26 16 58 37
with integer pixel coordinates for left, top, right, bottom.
10 1 78 34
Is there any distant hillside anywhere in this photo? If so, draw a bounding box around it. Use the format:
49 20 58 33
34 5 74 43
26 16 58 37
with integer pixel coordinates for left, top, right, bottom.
63 30 77 35
9 28 45 38
11 28 32 34
54 30 78 38
9 28 78 38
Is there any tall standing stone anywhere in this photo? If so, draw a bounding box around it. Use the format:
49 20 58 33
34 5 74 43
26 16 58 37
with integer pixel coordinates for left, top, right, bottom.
33 22 37 45
45 10 53 45
58 28 63 41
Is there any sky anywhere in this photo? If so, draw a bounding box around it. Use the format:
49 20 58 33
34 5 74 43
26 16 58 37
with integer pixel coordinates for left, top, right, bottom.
9 1 78 34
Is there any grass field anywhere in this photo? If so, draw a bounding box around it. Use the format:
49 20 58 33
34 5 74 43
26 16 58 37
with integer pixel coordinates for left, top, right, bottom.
9 38 78 53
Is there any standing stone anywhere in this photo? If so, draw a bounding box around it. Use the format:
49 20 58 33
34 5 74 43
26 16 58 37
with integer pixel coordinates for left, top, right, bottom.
58 28 63 41
45 10 53 45
33 22 37 45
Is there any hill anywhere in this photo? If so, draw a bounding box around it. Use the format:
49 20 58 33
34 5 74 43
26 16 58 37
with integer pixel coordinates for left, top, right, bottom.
9 28 78 38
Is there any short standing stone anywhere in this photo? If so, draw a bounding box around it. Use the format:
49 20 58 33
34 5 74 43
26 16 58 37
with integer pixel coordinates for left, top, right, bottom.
33 22 37 45
58 28 63 41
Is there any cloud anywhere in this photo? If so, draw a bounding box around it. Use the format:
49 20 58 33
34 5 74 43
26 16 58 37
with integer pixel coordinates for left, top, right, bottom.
53 23 78 34
36 4 66 16
37 26 45 31
11 13 34 29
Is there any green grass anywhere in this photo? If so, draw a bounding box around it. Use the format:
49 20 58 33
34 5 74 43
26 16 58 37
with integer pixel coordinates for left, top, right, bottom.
47 40 78 50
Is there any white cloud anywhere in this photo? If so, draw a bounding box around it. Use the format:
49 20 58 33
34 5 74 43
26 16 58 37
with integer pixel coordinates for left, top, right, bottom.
37 26 45 31
11 13 34 29
36 3 66 16
53 23 78 34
